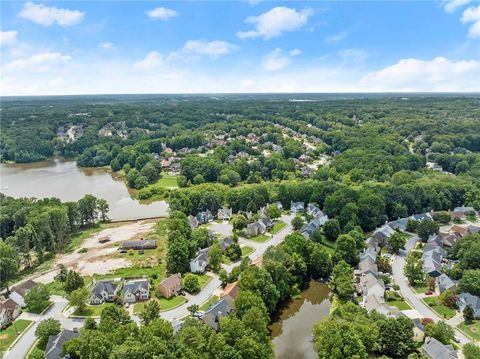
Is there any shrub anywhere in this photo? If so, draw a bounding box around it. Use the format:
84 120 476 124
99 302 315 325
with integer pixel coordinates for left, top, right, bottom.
183 273 200 293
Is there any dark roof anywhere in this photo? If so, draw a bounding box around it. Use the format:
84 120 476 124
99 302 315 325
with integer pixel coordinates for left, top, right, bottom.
45 329 80 359
11 279 37 296
202 298 232 330
91 281 119 298
457 293 480 310
124 279 149 296
121 239 157 249
422 337 457 359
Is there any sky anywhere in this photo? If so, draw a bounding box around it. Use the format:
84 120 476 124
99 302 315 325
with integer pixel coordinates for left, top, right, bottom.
1 0 479 95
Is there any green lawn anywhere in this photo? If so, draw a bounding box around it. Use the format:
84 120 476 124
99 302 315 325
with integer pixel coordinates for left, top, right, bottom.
72 303 112 317
0 319 32 351
134 296 186 314
155 174 179 189
423 297 456 319
200 295 219 311
413 285 429 294
270 221 287 234
241 246 254 257
222 256 233 264
198 274 212 289
388 300 411 310
459 320 480 341
247 234 270 243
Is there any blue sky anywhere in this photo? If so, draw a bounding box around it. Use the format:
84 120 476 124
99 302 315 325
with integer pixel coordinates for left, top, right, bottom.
1 1 479 95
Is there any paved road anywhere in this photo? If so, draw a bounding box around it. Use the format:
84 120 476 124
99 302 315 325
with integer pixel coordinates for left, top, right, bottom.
4 296 84 359
392 236 471 346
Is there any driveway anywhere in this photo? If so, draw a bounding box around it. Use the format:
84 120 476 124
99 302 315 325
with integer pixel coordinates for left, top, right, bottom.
4 296 84 359
392 236 471 346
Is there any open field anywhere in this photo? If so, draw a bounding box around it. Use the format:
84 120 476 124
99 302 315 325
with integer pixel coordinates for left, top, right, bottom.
0 319 32 351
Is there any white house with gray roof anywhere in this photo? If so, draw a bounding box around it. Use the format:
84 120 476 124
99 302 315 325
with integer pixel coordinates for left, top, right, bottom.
457 293 480 318
123 278 150 303
89 280 121 305
190 248 209 273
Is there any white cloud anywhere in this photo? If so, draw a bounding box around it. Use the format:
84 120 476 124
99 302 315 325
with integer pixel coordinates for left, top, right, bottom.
180 40 238 59
0 30 18 46
339 49 368 64
237 7 312 40
4 52 71 73
359 57 480 91
443 0 472 13
262 48 300 72
462 5 480 38
147 7 178 21
325 30 348 44
19 2 85 26
98 42 113 49
289 48 301 57
133 51 164 70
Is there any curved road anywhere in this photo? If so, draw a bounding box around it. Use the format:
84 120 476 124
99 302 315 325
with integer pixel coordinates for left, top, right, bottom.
392 235 471 346
4 214 294 358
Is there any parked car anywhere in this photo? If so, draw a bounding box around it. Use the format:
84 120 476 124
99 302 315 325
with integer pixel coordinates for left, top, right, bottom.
425 290 433 295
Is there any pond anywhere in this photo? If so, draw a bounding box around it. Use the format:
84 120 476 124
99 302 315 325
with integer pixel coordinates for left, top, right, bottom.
0 159 169 221
270 281 331 359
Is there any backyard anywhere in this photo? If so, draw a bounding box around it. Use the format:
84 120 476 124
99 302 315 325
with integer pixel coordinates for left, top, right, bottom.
0 319 32 351
459 320 480 341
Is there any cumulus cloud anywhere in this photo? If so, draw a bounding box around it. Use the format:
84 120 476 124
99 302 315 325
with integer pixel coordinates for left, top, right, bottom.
133 51 164 70
443 0 472 13
262 48 300 72
0 30 18 46
147 7 178 21
98 42 113 49
19 2 85 26
237 7 312 40
180 40 238 59
359 57 480 91
4 52 71 73
462 5 480 38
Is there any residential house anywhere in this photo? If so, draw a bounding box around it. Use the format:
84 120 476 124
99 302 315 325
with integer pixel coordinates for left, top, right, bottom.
437 274 456 294
120 239 157 251
360 273 385 298
9 279 38 307
190 248 209 273
246 221 267 237
221 282 239 304
45 329 80 359
158 274 182 299
449 211 466 221
358 258 379 277
260 217 273 230
411 213 433 222
365 237 380 252
188 215 199 229
360 247 377 263
372 225 396 246
457 293 480 318
363 294 398 317
196 210 214 225
218 237 235 253
387 218 409 232
467 224 480 235
443 233 460 248
307 203 321 217
453 206 476 215
422 251 443 278
123 279 150 303
89 280 121 305
450 225 467 238
422 337 458 359
202 298 232 331
161 158 171 169
290 201 304 213
217 208 232 221
0 298 21 328
300 213 328 239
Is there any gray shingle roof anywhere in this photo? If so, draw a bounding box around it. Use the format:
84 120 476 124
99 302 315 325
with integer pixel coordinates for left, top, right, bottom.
422 337 457 359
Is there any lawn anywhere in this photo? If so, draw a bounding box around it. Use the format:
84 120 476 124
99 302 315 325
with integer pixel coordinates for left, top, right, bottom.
241 246 254 257
247 234 270 243
459 320 480 341
134 296 186 314
388 300 411 310
270 221 287 235
200 295 219 311
198 274 212 289
67 221 125 252
0 319 32 351
72 303 112 317
413 285 429 294
423 297 456 319
155 174 179 189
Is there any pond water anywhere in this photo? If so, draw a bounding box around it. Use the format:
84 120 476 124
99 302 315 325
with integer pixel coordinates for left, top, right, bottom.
0 159 169 220
270 281 331 359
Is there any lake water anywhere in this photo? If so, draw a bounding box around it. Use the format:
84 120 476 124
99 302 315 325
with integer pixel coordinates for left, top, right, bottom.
270 281 331 359
0 159 169 220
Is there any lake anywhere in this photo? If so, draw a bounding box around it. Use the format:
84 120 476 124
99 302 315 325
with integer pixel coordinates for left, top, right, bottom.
270 281 331 359
0 159 169 221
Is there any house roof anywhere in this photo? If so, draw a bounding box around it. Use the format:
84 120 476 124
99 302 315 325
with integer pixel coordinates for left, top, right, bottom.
361 273 385 295
422 337 458 359
359 258 378 275
457 293 480 310
438 274 455 293
121 239 157 249
159 274 181 291
191 248 209 265
453 206 475 213
360 247 377 262
11 279 37 296
0 298 19 311
202 298 232 330
467 225 480 235
221 282 239 300
91 281 119 298
219 237 235 251
45 329 80 359
124 279 149 296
